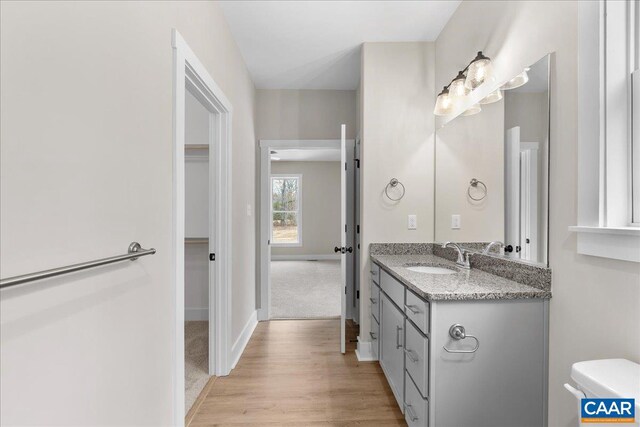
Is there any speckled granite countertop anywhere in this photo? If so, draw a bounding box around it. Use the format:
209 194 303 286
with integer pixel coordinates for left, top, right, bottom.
371 254 551 301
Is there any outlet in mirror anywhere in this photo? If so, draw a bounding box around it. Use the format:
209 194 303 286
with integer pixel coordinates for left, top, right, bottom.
434 54 551 266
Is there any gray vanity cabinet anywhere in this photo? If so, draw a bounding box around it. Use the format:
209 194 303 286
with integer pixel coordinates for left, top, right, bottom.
379 292 405 410
371 260 548 427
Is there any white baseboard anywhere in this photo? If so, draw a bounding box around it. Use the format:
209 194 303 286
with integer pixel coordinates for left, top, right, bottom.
185 308 208 321
355 336 377 362
271 254 340 261
230 310 258 369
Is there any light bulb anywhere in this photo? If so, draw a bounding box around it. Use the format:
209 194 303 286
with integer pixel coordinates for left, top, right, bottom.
502 68 530 90
462 104 481 116
479 89 503 105
434 87 454 116
465 51 493 90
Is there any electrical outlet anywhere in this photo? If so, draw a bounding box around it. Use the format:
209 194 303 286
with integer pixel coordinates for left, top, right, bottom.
408 214 417 230
451 214 461 229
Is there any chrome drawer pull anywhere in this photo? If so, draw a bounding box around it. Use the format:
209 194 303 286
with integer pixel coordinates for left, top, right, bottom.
370 332 377 340
396 325 403 349
405 404 418 422
404 304 420 314
404 348 419 363
443 324 480 353
369 297 377 304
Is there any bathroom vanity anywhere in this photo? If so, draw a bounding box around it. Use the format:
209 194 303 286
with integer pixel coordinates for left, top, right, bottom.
368 245 551 427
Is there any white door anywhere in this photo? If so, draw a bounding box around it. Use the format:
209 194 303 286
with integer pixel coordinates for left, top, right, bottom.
340 124 347 354
207 112 217 375
504 127 521 257
519 143 539 263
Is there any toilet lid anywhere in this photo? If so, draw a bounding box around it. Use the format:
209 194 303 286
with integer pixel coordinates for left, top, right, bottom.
571 359 640 411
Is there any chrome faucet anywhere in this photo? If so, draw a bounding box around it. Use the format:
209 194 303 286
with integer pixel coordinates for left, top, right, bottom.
442 242 471 269
483 241 505 255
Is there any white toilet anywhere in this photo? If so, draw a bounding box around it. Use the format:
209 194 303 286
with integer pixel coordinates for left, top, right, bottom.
565 359 640 426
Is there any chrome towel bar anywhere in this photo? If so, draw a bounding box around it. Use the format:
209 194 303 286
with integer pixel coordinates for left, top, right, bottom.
0 242 156 289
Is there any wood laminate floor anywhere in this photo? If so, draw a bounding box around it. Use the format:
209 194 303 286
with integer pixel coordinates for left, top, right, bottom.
188 319 406 426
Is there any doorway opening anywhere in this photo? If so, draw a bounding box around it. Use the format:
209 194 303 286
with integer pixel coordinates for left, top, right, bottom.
259 133 359 353
172 29 232 424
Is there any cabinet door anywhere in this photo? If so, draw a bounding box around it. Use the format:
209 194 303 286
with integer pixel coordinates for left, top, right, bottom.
380 293 405 410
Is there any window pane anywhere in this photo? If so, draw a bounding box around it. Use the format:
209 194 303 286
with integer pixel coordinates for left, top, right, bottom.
272 212 299 243
272 177 298 211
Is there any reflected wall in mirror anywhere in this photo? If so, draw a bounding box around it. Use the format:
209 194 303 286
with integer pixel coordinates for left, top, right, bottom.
434 54 550 266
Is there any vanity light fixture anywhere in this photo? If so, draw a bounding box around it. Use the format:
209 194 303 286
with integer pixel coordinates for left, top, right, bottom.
479 88 503 105
502 67 530 90
464 51 493 90
462 103 482 116
433 51 494 117
434 86 454 116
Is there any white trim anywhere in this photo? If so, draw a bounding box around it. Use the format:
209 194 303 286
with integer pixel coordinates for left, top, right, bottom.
260 139 344 150
172 29 233 425
270 174 303 247
230 311 258 369
355 337 377 361
271 254 340 261
185 308 208 321
573 2 640 262
570 227 640 263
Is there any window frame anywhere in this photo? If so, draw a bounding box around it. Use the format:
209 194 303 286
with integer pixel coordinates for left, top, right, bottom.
270 174 303 247
572 0 640 263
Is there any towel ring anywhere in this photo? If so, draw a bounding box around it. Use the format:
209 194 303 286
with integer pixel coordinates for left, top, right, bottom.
467 178 487 201
385 178 405 201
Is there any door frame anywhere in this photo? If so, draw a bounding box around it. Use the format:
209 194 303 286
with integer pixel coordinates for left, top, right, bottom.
257 139 354 321
172 29 233 424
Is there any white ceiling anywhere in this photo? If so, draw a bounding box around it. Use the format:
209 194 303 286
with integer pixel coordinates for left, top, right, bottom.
271 148 341 162
219 1 461 90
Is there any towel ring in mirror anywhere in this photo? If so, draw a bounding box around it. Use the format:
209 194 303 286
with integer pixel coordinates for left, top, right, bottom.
467 178 487 201
385 178 405 201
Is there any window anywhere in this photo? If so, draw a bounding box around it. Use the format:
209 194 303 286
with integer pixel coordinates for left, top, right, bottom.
271 175 302 246
572 0 640 262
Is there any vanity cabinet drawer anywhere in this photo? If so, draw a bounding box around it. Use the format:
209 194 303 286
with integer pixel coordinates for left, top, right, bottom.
370 315 380 360
380 269 405 309
405 318 429 398
405 289 430 335
370 263 380 285
405 371 429 427
370 281 380 323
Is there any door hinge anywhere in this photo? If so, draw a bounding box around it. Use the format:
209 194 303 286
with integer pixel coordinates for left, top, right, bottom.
345 224 347 233
356 290 360 299
345 286 347 294
356 225 360 234
355 159 360 168
209 253 216 261
345 162 347 171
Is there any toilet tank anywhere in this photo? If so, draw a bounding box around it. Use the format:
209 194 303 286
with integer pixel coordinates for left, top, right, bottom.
567 359 640 426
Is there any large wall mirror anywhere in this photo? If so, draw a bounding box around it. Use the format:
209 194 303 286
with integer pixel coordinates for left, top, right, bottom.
434 54 550 266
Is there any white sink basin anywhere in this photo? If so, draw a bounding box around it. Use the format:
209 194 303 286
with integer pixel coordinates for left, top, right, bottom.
405 266 457 275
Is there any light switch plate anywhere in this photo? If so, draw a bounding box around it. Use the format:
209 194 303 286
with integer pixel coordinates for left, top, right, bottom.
408 214 417 230
451 214 461 229
247 203 252 216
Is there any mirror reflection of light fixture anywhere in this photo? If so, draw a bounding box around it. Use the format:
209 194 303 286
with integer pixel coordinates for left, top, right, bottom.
502 67 530 90
479 88 503 105
462 103 482 116
465 51 493 90
271 156 281 161
434 86 454 116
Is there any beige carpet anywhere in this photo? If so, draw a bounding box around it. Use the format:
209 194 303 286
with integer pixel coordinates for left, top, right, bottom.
270 260 341 319
185 321 210 412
